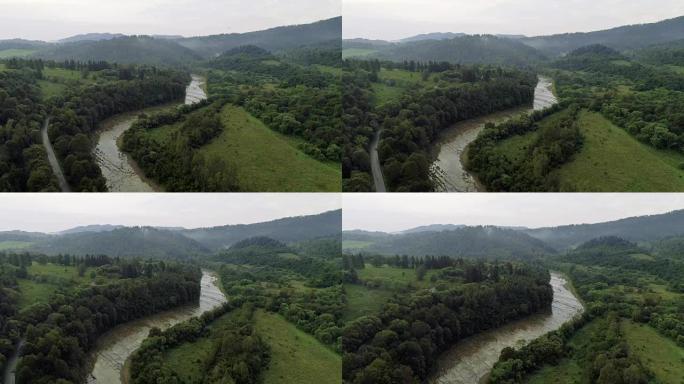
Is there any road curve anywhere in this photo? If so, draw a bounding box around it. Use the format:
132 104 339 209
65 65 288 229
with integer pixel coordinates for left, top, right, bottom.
41 117 71 192
370 129 387 192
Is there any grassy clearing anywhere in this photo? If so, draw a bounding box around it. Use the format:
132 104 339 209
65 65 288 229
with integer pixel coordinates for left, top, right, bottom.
551 111 684 191
342 48 376 59
163 309 247 382
343 284 392 322
255 310 341 384
0 241 33 250
342 240 374 250
314 65 342 77
0 49 36 58
357 265 437 289
16 262 109 310
525 318 602 384
621 320 684 383
38 80 67 98
198 104 340 191
43 67 83 81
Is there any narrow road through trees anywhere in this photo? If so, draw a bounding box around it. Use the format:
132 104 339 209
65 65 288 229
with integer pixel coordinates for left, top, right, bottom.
41 117 71 192
370 129 386 192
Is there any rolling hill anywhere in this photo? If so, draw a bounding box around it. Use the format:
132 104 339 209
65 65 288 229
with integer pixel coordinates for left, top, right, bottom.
177 17 341 57
521 15 684 56
345 226 555 259
181 210 342 251
524 209 684 249
35 36 203 66
369 35 547 66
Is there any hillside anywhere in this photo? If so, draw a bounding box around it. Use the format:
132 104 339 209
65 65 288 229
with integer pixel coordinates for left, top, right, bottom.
28 227 209 259
58 33 125 43
522 15 684 55
371 35 547 66
357 226 555 259
177 17 341 57
35 36 203 66
182 209 342 251
525 209 684 249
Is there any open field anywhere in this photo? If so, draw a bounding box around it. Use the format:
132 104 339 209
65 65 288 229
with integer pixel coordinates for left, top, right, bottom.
493 110 684 191
621 321 684 383
342 48 377 59
0 241 33 250
0 49 36 58
552 111 684 191
342 240 374 250
357 264 438 289
15 262 109 310
200 104 340 191
254 310 341 384
343 284 392 322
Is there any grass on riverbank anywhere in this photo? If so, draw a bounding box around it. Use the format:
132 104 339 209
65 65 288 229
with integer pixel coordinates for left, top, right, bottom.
140 104 340 191
254 310 341 384
491 110 684 191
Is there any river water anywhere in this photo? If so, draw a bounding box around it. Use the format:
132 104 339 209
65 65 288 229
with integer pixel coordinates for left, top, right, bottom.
429 272 583 384
86 271 227 384
431 76 558 192
93 75 208 192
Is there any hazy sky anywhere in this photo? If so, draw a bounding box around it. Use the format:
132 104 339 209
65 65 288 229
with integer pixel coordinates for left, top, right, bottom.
343 194 684 232
0 193 341 233
344 0 684 40
0 0 340 41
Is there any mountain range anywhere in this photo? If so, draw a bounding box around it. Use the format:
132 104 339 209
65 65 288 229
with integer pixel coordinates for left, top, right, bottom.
0 17 341 66
343 15 684 65
343 209 684 257
0 210 341 258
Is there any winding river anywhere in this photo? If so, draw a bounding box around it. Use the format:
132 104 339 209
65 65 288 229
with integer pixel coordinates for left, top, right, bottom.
86 270 227 384
431 76 558 192
93 75 207 192
429 272 584 384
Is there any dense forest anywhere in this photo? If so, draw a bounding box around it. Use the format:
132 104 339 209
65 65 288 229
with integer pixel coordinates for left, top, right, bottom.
488 236 684 383
0 252 201 383
342 59 537 191
342 257 553 383
0 58 189 191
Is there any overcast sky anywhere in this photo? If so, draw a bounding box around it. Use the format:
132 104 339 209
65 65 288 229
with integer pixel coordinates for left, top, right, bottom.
344 0 684 41
343 194 684 232
0 193 340 233
0 0 340 41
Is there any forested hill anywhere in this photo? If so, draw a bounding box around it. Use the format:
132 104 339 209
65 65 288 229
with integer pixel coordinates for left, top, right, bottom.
356 226 555 259
35 36 203 66
371 35 547 66
521 15 684 55
181 209 342 251
177 17 341 57
524 209 684 249
27 227 209 259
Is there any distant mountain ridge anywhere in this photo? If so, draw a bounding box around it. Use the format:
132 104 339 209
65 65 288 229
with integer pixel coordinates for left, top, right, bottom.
58 33 125 43
521 15 684 55
524 209 684 249
0 210 341 258
346 226 555 259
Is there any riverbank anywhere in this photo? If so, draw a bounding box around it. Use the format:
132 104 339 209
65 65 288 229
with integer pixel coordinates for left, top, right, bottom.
86 270 226 384
430 76 558 192
428 272 584 384
93 74 208 192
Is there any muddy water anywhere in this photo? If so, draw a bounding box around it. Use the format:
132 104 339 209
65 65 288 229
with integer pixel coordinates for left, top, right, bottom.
431 76 558 192
94 75 208 192
86 271 227 384
429 272 583 384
